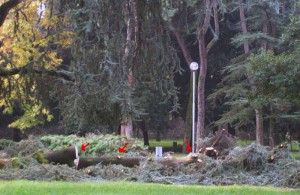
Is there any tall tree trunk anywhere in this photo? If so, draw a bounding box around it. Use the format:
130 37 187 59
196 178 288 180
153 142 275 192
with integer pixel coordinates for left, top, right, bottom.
255 109 264 145
262 24 268 49
184 76 193 153
269 117 275 148
239 0 249 54
239 0 264 145
140 120 149 147
196 0 219 149
171 0 219 150
171 22 193 65
121 17 133 138
197 35 207 140
121 0 135 139
171 19 193 153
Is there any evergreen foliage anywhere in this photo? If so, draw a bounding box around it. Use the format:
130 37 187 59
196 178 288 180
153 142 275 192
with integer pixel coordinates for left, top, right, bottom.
40 134 146 155
209 0 299 130
52 0 180 132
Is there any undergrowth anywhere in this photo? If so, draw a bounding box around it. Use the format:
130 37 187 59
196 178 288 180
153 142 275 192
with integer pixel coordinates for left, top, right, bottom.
40 134 147 155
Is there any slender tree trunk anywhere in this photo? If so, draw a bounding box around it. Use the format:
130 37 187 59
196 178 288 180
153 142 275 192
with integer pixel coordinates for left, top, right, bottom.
269 117 275 148
239 0 249 54
197 35 207 140
255 109 264 145
262 24 268 49
172 0 219 150
121 0 135 139
171 19 193 153
12 128 21 142
196 0 219 148
140 120 149 147
184 76 193 153
239 0 264 145
171 23 193 65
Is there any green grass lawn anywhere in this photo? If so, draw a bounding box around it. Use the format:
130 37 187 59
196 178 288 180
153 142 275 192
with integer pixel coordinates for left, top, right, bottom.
149 139 183 148
291 151 300 160
0 180 298 195
237 140 255 147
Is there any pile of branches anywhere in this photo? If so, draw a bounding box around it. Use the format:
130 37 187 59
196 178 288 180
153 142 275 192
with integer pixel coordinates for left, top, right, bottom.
0 135 299 188
199 129 236 156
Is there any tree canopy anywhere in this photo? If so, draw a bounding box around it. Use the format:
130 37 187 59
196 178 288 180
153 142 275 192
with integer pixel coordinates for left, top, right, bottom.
0 0 299 146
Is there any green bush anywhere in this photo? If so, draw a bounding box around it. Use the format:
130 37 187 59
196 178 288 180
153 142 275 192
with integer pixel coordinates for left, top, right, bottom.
41 134 146 155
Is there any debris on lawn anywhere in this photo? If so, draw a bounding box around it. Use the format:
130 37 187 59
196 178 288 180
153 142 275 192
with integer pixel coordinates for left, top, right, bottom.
0 135 299 188
198 129 236 157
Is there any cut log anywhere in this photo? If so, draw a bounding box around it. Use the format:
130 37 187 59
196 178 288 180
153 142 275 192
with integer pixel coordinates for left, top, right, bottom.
43 146 77 166
75 156 141 169
148 153 200 169
199 147 218 159
175 153 199 164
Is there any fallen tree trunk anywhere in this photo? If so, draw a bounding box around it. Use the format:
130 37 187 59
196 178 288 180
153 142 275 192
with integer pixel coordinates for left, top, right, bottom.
40 146 77 166
75 156 141 169
34 146 200 169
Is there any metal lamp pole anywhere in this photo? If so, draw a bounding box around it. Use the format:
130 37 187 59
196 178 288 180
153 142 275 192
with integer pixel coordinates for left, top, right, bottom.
190 62 199 153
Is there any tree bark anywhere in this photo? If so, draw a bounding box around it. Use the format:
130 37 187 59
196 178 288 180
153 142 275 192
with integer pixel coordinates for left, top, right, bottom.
197 35 207 140
0 0 21 27
140 120 149 147
196 0 214 144
262 23 268 49
43 146 77 166
238 0 249 54
171 0 219 150
255 109 264 145
121 0 135 139
171 20 193 65
75 156 140 169
269 117 275 148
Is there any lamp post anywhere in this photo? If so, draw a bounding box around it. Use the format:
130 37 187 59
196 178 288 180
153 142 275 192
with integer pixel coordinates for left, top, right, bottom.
189 62 198 153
